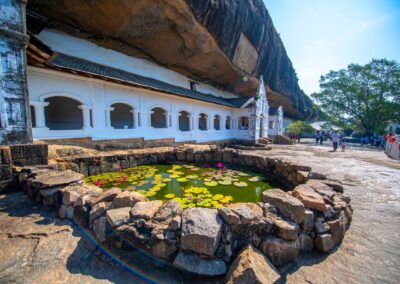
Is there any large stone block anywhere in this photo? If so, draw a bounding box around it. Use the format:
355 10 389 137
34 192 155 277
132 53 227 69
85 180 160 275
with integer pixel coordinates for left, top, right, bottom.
262 189 305 224
292 185 328 212
110 191 148 209
314 234 335 252
274 219 299 241
31 170 84 189
106 207 131 227
181 208 223 257
173 252 227 276
226 245 281 284
130 200 163 220
260 236 299 266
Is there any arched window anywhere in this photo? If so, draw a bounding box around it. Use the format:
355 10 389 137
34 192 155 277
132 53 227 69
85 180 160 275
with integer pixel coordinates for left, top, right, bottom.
199 113 208 131
151 107 167 128
225 116 231 130
44 97 83 130
110 103 133 129
179 110 190 131
214 115 221 130
238 116 249 130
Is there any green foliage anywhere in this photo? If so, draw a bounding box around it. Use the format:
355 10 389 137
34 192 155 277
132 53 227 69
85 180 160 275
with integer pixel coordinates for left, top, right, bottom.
286 120 315 135
312 59 400 135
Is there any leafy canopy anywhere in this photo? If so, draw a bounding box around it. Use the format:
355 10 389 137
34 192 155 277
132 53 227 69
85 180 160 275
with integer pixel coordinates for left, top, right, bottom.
286 120 315 135
311 59 400 135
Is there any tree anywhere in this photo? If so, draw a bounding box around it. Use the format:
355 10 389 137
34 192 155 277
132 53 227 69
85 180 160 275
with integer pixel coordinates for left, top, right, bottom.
286 121 315 136
311 59 400 135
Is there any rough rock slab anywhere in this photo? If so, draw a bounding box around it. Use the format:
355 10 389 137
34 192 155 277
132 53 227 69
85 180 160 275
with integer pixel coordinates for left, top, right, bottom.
297 232 314 251
31 170 84 189
130 200 163 220
226 245 281 284
302 209 314 232
173 252 227 276
274 219 299 241
292 185 328 212
153 200 183 222
227 203 263 224
89 201 111 228
106 207 131 227
181 208 223 257
306 180 336 200
93 216 108 242
110 191 148 209
314 234 335 252
92 187 121 205
218 207 240 225
262 189 305 224
260 236 299 266
62 190 81 206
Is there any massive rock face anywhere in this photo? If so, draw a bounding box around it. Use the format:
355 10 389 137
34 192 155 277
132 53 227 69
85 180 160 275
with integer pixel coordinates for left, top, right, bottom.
27 0 317 119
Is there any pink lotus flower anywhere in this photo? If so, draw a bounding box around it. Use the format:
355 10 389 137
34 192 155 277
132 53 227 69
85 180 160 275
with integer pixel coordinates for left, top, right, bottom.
217 162 223 168
122 176 127 181
94 180 101 186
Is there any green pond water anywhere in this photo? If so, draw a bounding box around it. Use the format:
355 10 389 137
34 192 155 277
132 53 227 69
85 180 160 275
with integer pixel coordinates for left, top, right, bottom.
84 164 274 208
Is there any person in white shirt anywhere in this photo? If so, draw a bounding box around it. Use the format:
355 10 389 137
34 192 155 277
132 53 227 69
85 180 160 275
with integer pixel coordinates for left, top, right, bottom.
331 131 339 151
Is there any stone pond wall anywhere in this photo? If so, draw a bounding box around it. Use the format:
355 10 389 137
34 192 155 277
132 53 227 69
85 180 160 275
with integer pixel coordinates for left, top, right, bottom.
15 146 352 282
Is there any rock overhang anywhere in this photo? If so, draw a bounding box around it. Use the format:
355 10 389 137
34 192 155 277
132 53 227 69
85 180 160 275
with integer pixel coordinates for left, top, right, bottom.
26 0 318 119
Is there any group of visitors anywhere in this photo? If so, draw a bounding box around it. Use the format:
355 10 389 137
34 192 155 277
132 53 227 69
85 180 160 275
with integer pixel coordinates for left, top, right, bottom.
360 135 384 147
315 131 346 152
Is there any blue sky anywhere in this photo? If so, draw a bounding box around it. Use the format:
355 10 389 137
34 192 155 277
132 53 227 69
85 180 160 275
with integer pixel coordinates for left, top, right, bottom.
265 0 400 95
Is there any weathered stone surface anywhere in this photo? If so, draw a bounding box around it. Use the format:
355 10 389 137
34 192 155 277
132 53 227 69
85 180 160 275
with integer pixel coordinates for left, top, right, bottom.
314 234 335 252
218 207 240 225
93 217 107 242
73 194 89 207
62 190 81 206
89 201 111 228
106 207 131 227
226 245 281 284
302 209 315 232
181 208 223 257
153 200 183 222
262 189 305 224
274 219 299 241
297 232 314 251
328 219 345 244
306 180 336 200
31 170 83 189
110 191 147 209
92 187 121 205
173 252 227 276
130 200 163 220
293 185 328 212
58 204 74 219
314 221 330 234
260 236 299 266
321 179 344 193
227 203 263 224
168 215 182 230
151 240 177 260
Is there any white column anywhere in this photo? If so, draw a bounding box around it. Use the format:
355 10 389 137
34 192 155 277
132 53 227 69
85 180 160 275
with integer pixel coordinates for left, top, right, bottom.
133 111 139 128
30 101 49 128
104 107 114 128
79 105 92 130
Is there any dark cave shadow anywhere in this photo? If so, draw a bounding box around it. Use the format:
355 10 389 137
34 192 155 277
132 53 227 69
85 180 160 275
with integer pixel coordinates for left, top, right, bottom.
0 192 222 284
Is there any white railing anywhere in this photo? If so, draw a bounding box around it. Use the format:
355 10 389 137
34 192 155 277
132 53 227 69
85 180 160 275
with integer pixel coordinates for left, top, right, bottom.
385 135 400 160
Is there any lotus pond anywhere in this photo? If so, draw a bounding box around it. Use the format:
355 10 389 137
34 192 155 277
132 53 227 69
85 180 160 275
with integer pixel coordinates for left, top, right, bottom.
84 163 274 208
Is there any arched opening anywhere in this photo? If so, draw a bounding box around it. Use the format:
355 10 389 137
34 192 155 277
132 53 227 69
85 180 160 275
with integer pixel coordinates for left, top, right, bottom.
226 116 231 130
214 115 221 130
199 113 208 131
44 97 83 130
151 107 167 128
110 103 133 129
238 116 249 130
30 106 36 128
179 110 190 131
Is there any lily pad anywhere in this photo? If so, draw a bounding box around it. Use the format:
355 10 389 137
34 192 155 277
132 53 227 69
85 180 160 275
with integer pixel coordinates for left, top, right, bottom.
234 181 248 187
218 180 232 185
248 176 261 182
177 177 189 182
164 193 175 199
204 181 218 187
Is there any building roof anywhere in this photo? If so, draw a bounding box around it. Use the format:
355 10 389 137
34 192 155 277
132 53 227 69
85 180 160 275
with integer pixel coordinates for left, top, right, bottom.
45 53 253 109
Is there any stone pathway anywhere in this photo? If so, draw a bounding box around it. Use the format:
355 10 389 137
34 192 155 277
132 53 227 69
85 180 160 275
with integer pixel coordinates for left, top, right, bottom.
0 141 399 283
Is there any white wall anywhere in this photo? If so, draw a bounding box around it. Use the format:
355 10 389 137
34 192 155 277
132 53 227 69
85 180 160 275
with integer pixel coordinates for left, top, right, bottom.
37 29 237 99
28 67 252 143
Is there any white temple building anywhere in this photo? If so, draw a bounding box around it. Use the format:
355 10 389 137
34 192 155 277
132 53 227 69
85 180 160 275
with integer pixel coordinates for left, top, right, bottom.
26 29 287 145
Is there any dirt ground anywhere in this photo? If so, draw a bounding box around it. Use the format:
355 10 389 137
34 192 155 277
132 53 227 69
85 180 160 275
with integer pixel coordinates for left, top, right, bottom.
1 140 399 283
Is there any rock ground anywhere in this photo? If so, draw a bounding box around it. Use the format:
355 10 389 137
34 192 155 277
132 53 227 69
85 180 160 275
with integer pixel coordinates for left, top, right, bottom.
1 140 399 283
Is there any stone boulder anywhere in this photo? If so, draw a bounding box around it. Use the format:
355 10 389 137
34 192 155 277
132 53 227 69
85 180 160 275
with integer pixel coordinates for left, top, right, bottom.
181 208 223 257
297 232 314 251
292 185 327 212
153 200 183 222
110 191 148 209
31 170 84 189
274 219 299 241
301 209 314 232
227 203 264 224
328 219 345 244
106 207 131 227
306 180 336 200
218 207 240 225
130 200 163 220
173 252 227 276
262 189 305 224
89 201 111 228
93 216 108 242
91 187 121 205
226 245 281 284
62 190 81 206
260 236 299 266
314 234 335 252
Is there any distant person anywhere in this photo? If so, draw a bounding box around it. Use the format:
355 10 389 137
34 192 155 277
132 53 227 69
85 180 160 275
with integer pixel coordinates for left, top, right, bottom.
319 132 324 145
331 131 339 151
316 131 320 144
341 138 347 152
